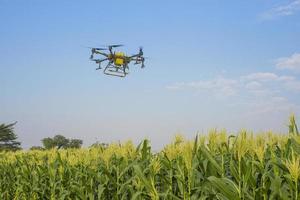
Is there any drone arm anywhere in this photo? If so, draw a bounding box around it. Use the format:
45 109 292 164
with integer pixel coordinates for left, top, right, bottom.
91 58 108 63
94 50 108 57
130 56 144 62
129 57 145 68
130 57 141 61
92 58 109 70
129 54 140 58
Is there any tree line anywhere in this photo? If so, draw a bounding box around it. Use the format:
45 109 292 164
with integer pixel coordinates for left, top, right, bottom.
0 122 90 151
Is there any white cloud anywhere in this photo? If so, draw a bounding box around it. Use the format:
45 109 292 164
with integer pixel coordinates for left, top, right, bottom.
260 0 300 20
243 81 277 97
284 79 300 91
241 72 294 82
241 72 279 81
167 71 300 93
166 70 300 131
276 53 300 71
242 72 300 92
246 95 296 116
245 81 262 90
166 71 300 100
165 83 184 90
166 77 238 97
278 75 296 81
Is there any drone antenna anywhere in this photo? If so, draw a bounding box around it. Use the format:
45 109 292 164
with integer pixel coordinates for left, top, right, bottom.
139 46 143 56
108 46 113 54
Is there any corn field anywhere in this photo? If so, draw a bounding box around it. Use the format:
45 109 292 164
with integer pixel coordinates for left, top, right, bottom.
0 116 300 200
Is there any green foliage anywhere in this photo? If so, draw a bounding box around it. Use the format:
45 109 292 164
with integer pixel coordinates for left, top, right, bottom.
41 135 82 149
67 139 83 148
53 135 69 149
289 114 299 136
0 122 21 151
41 137 56 149
0 115 299 199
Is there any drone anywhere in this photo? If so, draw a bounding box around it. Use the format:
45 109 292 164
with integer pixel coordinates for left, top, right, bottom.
89 44 145 77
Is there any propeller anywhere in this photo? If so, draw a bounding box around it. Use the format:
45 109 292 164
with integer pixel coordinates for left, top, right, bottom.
94 47 107 50
83 44 123 50
108 44 123 48
84 44 124 53
93 44 124 48
81 45 108 51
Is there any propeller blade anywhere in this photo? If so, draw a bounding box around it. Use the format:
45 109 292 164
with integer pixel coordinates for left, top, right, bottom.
83 44 123 49
94 48 107 50
109 44 124 48
81 45 104 49
83 46 108 51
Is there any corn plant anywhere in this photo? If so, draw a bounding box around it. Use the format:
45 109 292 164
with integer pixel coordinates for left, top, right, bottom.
0 115 299 199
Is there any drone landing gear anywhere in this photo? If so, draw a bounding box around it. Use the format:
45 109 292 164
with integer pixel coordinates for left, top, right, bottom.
95 63 101 70
103 63 128 77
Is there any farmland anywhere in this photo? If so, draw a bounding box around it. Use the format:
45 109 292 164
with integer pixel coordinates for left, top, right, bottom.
0 117 299 200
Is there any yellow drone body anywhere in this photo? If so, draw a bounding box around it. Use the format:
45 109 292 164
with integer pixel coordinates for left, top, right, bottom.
114 52 125 66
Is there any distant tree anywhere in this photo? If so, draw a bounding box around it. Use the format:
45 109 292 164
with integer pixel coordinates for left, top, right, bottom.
41 137 56 149
53 135 69 149
29 146 44 151
42 135 82 149
67 139 83 148
0 122 21 151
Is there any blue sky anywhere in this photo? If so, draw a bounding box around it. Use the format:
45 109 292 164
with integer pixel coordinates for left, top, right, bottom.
1 0 300 149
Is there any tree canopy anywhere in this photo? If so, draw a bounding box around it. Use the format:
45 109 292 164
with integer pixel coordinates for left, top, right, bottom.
0 122 21 151
41 135 83 149
68 139 83 148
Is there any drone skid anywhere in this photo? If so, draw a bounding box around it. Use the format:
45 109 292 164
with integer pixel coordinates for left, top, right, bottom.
103 64 127 77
